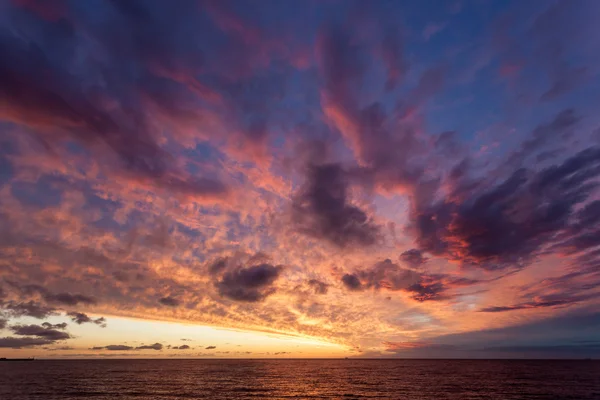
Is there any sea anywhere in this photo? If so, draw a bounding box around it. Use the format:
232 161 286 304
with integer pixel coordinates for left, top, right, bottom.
0 359 598 399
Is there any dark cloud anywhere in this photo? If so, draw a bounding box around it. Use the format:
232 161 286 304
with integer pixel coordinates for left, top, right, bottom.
0 337 55 348
293 163 379 248
67 312 107 327
216 263 282 302
136 343 163 350
6 283 96 306
575 200 600 228
103 345 134 351
307 279 329 295
205 346 216 350
480 303 563 313
44 293 97 306
341 260 479 301
41 322 67 330
158 296 180 307
2 301 58 319
404 282 448 302
479 294 597 313
347 260 422 292
413 145 600 271
208 258 228 275
67 312 92 324
341 274 363 291
0 319 7 330
399 249 427 268
10 324 71 340
173 345 190 350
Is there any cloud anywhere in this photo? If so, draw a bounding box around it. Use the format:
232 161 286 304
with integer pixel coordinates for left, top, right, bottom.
307 279 329 295
136 343 163 350
102 345 134 351
316 23 437 197
0 319 6 330
412 145 600 271
7 283 96 306
208 258 228 275
215 263 282 302
293 163 379 248
67 312 107 327
91 343 164 351
384 341 456 351
173 345 190 350
479 296 594 313
158 296 180 307
341 274 363 291
507 109 579 167
41 322 67 330
0 337 55 348
2 301 58 319
404 282 448 302
10 324 70 340
44 293 96 306
0 1 230 201
399 249 427 268
341 260 479 301
386 310 600 358
380 26 408 90
345 260 422 292
0 0 599 360
205 346 216 350
46 346 75 351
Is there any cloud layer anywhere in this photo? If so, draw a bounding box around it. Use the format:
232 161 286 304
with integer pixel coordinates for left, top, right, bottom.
0 0 599 357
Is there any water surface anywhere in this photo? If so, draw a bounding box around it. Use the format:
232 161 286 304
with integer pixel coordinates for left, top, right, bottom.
0 359 599 399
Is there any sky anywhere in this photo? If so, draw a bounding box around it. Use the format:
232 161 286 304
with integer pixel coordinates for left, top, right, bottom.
0 0 599 359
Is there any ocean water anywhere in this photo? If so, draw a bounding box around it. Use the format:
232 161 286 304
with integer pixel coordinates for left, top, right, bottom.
0 359 599 399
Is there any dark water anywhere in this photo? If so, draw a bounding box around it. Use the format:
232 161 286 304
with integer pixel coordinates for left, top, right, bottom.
0 359 599 399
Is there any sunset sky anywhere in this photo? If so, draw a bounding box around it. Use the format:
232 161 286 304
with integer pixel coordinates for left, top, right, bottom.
1 0 599 359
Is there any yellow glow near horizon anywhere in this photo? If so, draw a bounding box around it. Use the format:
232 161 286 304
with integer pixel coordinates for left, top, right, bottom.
0 314 351 359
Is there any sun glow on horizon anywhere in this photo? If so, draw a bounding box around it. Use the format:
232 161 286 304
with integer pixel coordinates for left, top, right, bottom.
0 314 351 359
